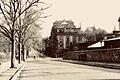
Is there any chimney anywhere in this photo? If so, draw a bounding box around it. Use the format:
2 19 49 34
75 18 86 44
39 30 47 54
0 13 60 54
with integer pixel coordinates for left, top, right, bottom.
118 17 120 31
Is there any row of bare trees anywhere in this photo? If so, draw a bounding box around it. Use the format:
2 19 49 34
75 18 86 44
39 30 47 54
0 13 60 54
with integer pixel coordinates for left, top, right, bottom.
0 0 50 68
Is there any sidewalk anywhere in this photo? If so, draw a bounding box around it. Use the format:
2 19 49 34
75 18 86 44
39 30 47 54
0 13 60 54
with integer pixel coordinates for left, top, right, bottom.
59 59 120 69
0 60 25 80
0 61 11 74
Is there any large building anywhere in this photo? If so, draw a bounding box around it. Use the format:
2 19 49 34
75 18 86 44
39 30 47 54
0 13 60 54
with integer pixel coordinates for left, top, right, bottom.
50 20 81 50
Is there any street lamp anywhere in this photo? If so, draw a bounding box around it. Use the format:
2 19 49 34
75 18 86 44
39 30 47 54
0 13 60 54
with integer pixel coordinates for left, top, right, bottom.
100 40 103 47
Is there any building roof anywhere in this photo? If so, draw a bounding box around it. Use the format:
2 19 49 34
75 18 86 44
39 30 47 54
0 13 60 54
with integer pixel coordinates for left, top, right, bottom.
88 37 120 48
88 41 104 48
62 21 68 24
104 33 113 36
53 20 75 28
105 37 120 41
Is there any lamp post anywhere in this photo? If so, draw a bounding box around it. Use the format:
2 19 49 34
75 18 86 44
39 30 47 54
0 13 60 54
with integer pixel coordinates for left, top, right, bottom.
118 17 120 31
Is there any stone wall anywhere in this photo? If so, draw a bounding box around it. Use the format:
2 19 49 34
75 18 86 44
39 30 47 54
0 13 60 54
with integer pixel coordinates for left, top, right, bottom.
63 48 120 63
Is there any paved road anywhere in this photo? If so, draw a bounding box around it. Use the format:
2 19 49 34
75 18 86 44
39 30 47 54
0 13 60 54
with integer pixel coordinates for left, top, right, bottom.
19 58 120 80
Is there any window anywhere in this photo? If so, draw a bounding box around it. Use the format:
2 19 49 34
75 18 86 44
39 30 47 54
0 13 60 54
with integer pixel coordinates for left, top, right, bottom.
59 41 63 48
73 36 76 43
59 29 63 33
60 44 63 47
66 36 70 43
71 29 74 32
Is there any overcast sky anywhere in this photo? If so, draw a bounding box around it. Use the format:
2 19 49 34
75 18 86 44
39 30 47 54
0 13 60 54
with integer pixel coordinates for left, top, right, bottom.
41 0 120 38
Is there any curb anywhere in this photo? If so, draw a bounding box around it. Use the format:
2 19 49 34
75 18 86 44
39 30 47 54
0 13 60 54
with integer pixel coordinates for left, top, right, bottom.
59 60 120 69
9 62 25 80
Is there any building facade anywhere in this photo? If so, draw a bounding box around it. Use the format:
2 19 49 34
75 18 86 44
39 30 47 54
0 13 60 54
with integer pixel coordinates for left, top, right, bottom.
50 20 81 50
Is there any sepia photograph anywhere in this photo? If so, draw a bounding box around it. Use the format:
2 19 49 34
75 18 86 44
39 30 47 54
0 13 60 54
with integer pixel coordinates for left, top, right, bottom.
0 0 120 80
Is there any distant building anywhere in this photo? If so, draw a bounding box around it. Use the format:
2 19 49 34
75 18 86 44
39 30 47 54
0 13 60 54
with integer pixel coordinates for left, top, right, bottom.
88 17 120 49
104 37 120 48
104 31 120 39
50 20 81 50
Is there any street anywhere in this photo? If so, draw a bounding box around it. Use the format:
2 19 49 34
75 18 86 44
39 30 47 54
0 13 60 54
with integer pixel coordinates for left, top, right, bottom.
18 58 120 80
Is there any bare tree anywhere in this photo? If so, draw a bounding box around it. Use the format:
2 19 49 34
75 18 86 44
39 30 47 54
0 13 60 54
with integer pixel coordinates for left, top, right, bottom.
0 0 46 68
84 27 107 42
16 3 50 62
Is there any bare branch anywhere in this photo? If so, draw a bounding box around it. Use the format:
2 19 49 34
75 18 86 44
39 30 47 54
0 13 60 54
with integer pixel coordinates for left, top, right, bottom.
0 3 12 30
15 0 40 20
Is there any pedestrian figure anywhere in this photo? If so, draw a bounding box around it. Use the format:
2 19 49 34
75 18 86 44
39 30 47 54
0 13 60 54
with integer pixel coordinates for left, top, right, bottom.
34 56 36 59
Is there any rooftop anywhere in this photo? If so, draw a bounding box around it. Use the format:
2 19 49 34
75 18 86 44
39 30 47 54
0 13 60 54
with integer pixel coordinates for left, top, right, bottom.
105 37 120 41
88 41 104 48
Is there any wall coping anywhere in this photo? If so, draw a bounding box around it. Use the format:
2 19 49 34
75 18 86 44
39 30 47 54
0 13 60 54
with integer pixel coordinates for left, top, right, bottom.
67 48 120 53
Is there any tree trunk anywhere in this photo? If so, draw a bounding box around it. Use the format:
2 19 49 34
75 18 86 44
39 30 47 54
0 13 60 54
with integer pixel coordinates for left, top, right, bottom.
18 36 21 64
10 34 15 68
22 44 25 61
26 49 29 59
